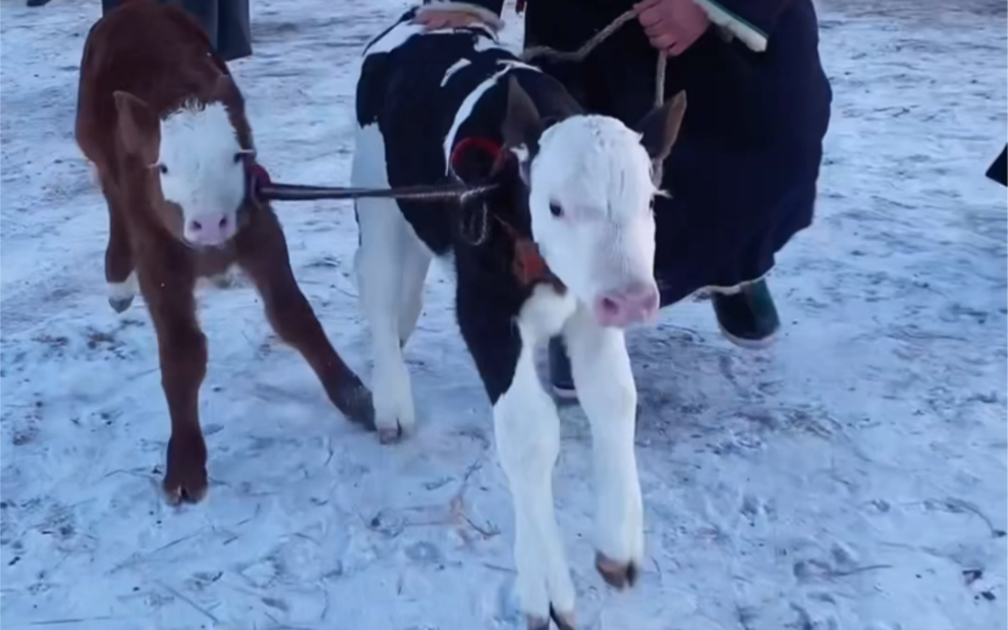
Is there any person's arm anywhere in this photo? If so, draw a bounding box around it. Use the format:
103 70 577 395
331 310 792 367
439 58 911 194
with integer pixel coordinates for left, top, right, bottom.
691 0 793 52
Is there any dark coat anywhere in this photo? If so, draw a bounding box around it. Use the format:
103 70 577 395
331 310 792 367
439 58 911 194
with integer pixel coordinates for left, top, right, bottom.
101 0 251 62
466 0 833 303
986 145 1007 187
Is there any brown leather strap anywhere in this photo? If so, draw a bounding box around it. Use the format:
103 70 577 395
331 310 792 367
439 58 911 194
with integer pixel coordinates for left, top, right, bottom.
494 216 552 286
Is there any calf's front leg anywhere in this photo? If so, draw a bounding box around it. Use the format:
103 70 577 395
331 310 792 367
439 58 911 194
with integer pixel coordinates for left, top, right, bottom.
459 284 577 629
353 197 417 443
236 210 375 428
103 187 137 313
139 262 208 504
564 306 644 588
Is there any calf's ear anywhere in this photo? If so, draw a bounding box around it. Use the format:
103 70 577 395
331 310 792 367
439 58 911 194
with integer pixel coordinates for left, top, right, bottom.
113 91 159 161
501 76 543 154
634 90 687 162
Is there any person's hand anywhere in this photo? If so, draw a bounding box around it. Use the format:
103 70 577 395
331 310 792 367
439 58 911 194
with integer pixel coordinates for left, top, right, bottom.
413 8 489 31
634 0 711 56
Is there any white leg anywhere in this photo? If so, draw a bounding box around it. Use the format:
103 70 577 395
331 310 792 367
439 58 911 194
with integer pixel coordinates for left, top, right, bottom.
397 234 432 348
87 160 101 189
494 353 576 628
353 199 417 443
492 287 577 628
352 124 416 442
564 306 644 588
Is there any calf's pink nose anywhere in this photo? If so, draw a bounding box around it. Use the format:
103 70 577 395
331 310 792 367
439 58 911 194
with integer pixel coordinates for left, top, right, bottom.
185 213 235 246
593 282 660 327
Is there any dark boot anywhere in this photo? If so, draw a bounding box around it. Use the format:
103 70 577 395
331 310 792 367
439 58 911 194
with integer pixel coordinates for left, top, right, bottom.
27 0 54 6
711 279 780 349
547 337 577 401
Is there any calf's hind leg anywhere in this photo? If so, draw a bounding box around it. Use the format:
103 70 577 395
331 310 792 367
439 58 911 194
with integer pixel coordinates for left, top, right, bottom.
235 210 375 428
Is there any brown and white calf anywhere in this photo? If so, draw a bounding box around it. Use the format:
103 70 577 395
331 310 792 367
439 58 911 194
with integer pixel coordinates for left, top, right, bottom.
75 0 374 504
353 5 684 627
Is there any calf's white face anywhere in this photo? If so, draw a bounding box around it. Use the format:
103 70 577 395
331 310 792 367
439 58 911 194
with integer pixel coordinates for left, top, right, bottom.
158 102 249 247
112 77 252 249
529 117 659 327
502 78 686 329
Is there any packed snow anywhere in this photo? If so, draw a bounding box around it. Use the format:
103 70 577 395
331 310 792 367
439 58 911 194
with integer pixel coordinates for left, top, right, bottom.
1 1 1005 629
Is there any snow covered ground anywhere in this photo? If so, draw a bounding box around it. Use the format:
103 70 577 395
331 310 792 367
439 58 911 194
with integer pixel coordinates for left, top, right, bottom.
1 0 1005 628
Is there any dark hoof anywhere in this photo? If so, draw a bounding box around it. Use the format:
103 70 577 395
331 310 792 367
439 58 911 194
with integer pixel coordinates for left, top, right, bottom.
109 296 133 313
595 552 639 590
551 605 575 630
378 424 403 444
163 434 208 505
551 387 579 407
527 607 575 630
527 616 549 630
209 273 234 289
163 466 208 505
333 380 376 431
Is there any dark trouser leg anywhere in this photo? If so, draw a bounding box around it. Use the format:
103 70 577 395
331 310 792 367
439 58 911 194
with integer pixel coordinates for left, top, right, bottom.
583 28 783 348
171 0 251 62
548 337 576 400
101 0 250 62
531 5 783 392
102 0 219 49
216 0 252 62
176 0 219 45
655 145 802 348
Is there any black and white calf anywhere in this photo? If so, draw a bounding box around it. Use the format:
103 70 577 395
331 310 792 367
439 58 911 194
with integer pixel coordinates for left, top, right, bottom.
352 4 684 627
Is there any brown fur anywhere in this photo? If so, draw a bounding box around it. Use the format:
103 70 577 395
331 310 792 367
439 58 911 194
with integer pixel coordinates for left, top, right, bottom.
75 0 375 504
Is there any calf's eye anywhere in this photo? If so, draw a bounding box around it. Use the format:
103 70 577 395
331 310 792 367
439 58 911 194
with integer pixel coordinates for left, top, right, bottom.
549 202 563 218
233 152 244 165
158 163 168 175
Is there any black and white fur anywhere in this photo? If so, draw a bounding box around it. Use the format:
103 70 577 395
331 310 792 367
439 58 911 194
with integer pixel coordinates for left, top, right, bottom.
351 5 683 627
